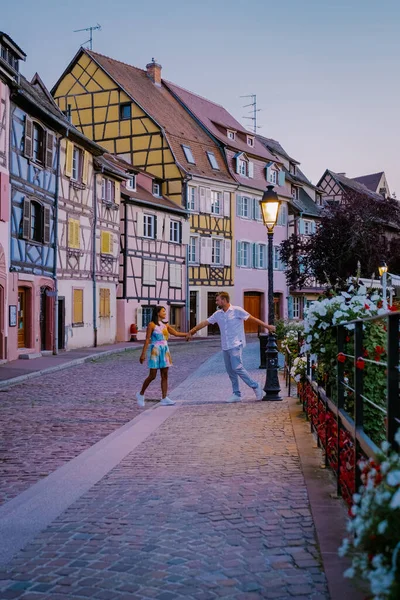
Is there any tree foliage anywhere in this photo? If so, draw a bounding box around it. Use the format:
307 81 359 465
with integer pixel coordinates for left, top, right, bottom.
280 191 400 290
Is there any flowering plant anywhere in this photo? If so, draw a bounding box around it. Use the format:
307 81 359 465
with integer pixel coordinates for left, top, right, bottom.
339 432 400 599
281 322 304 358
290 355 308 383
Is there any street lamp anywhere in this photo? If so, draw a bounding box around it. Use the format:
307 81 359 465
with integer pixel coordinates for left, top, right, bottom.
378 260 388 310
259 185 282 401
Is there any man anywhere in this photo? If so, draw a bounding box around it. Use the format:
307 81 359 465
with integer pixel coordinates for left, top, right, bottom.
187 292 275 402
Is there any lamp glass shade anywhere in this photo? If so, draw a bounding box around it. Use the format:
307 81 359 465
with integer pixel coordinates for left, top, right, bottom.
259 186 281 230
378 262 388 277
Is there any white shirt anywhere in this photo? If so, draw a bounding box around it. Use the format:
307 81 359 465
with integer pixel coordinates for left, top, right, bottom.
207 305 250 351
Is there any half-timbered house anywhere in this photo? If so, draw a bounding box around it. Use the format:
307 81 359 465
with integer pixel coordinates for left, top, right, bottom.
117 168 189 341
0 32 25 362
51 50 237 333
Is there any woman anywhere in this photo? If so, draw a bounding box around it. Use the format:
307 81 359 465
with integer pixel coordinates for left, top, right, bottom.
136 306 187 407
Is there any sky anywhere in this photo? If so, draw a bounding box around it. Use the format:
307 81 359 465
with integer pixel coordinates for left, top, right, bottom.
4 0 400 195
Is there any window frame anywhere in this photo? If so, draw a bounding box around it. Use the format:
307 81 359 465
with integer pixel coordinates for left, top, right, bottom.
32 122 45 165
170 220 180 243
227 130 236 140
169 262 182 288
142 306 153 329
292 296 301 319
206 151 219 170
257 243 267 269
211 190 222 215
143 214 155 239
269 169 277 184
126 175 136 191
239 159 247 176
182 145 196 164
247 135 254 147
304 220 313 235
143 259 156 286
119 103 132 120
188 235 199 264
72 145 83 182
291 185 299 201
187 186 196 211
152 182 161 197
241 241 250 268
211 238 223 266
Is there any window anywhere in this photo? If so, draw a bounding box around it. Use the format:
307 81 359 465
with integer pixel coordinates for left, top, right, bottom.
73 289 84 325
316 193 322 205
289 163 296 175
153 182 161 196
242 196 250 218
291 186 299 201
143 260 156 286
126 175 136 191
257 244 267 269
100 231 113 255
227 130 236 140
273 246 283 270
170 220 180 243
21 198 50 244
212 239 222 265
254 200 262 221
277 204 287 226
119 103 131 120
304 220 313 235
32 123 45 164
143 214 155 238
206 151 219 170
241 242 250 267
269 169 277 184
68 218 80 249
211 191 222 215
187 187 196 211
239 160 247 176
188 236 198 263
72 146 83 181
99 288 111 318
170 263 182 288
292 297 301 319
142 306 153 328
182 145 195 164
101 178 115 203
247 136 254 147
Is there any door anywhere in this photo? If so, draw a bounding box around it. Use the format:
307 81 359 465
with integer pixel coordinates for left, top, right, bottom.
189 291 197 331
0 285 4 359
244 292 262 333
58 297 65 350
18 288 26 348
207 292 220 336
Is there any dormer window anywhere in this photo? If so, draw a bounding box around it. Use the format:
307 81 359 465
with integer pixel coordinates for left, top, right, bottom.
126 175 137 191
269 170 277 185
227 130 236 140
239 159 247 176
182 145 196 164
153 182 161 196
206 151 219 170
247 136 254 147
291 185 299 200
289 163 296 175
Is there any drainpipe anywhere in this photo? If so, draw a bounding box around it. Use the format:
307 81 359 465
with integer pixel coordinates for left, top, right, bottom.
92 168 98 347
182 178 190 332
53 132 64 355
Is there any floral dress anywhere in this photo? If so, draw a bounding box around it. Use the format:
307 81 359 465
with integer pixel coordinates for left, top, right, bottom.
148 322 172 369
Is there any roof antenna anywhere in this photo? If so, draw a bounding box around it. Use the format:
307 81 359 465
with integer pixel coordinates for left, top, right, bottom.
241 94 261 134
73 24 102 50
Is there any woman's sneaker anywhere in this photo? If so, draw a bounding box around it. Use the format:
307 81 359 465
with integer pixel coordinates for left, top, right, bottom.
227 394 241 403
136 392 145 407
160 397 175 406
254 384 264 401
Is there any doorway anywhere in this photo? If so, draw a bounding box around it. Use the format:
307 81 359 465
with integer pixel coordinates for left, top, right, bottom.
207 292 220 336
244 292 262 333
58 296 65 350
189 291 197 331
0 285 4 359
18 288 27 348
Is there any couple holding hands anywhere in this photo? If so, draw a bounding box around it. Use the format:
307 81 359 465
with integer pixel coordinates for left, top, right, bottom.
136 291 275 408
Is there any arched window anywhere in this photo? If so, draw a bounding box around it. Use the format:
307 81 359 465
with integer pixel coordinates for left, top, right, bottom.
32 123 45 164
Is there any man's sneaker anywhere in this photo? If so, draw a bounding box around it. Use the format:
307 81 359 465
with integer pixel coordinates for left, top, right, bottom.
254 384 264 401
160 397 175 406
226 394 241 403
136 392 145 407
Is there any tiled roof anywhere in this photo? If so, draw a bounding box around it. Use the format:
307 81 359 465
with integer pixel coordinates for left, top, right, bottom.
122 184 187 215
292 188 321 218
94 155 128 179
165 81 277 163
87 51 234 184
256 134 299 164
352 172 384 193
328 171 383 201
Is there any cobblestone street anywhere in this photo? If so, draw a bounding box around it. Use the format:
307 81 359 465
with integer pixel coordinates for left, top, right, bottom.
0 342 349 599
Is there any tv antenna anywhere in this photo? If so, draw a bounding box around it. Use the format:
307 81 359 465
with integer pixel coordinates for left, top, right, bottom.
241 94 261 133
74 24 101 50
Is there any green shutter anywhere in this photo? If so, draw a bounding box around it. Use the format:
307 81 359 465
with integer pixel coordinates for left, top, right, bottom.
288 296 294 320
278 171 285 186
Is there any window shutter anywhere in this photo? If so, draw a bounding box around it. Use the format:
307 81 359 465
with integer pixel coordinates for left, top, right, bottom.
99 288 104 317
199 187 206 213
248 161 254 178
153 215 158 239
114 180 120 203
106 289 110 317
281 204 287 225
182 220 190 245
236 195 243 216
288 296 294 320
45 131 54 170
235 156 240 174
136 212 144 237
175 264 182 287
80 151 89 185
252 243 257 268
224 239 231 266
236 241 241 267
205 188 211 213
164 216 170 241
22 198 30 239
65 141 73 177
302 296 307 319
278 171 285 186
299 218 305 235
24 117 33 159
178 221 182 244
206 237 212 265
311 220 316 234
200 237 207 264
136 306 143 330
248 197 254 220
43 207 51 243
75 221 80 248
223 191 230 217
73 289 83 324
265 164 271 182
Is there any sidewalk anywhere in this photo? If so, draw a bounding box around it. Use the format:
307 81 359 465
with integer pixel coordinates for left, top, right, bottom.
0 344 360 600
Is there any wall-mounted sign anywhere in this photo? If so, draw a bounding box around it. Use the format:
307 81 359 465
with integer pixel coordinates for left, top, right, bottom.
9 305 17 327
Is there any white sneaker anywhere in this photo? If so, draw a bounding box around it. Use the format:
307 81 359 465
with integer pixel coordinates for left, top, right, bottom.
136 392 145 407
254 384 264 401
226 394 241 403
160 397 175 406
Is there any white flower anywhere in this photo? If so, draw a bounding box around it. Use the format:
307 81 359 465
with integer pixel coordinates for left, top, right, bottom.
320 347 325 353
395 430 400 445
381 441 390 453
390 488 400 509
338 537 350 557
344 567 355 579
377 520 388 534
387 470 400 486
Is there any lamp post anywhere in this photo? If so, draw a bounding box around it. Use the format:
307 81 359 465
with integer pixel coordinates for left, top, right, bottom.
259 185 282 401
378 260 388 310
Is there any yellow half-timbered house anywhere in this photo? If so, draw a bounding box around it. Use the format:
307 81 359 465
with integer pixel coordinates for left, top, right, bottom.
52 49 237 332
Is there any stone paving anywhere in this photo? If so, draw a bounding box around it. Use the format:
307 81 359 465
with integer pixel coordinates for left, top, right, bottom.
0 343 330 599
0 340 221 505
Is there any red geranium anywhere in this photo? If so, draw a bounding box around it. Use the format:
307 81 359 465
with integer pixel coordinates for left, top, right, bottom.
356 357 365 370
337 352 346 363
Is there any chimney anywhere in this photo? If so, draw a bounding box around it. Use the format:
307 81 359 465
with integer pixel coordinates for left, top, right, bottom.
146 58 162 87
